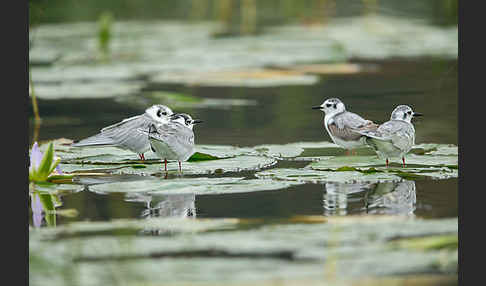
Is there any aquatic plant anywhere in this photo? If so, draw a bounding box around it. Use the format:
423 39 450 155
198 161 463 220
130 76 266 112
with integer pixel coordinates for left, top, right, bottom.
29 142 62 183
98 11 113 58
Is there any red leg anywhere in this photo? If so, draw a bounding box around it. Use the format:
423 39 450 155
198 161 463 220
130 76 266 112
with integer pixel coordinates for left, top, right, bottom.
139 154 145 160
402 157 406 168
178 161 182 173
164 159 167 172
386 158 389 167
345 150 349 156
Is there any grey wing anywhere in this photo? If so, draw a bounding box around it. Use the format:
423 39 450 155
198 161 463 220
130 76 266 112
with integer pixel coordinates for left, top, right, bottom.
98 114 155 152
100 114 144 132
361 121 413 150
106 114 156 152
150 123 195 160
330 112 378 141
73 114 148 148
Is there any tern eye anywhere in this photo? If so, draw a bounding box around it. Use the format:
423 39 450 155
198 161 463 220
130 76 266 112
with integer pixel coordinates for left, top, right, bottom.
407 111 412 115
325 103 332 108
157 110 168 117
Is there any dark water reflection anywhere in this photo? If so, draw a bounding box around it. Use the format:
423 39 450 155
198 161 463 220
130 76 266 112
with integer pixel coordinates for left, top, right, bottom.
35 177 457 227
28 58 458 227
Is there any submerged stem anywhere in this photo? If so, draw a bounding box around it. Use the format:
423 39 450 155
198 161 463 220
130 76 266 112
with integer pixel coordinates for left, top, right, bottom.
29 68 40 122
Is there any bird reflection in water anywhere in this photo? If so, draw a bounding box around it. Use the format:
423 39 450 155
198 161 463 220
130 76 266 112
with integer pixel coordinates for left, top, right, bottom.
141 193 196 219
323 180 416 216
125 193 197 236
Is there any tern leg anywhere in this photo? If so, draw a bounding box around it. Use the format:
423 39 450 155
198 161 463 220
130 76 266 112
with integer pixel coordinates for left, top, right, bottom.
386 158 389 168
178 161 182 173
164 159 167 172
139 154 145 160
345 150 349 156
402 157 406 168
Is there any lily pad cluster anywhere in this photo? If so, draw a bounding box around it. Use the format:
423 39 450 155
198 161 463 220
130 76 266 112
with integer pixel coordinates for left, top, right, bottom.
30 15 457 101
29 139 458 284
35 139 458 192
29 215 458 286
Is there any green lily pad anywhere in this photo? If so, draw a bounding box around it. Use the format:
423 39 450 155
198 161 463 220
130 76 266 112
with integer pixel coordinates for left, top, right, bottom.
309 154 458 170
38 138 274 175
89 177 304 196
251 141 341 159
31 81 144 100
116 91 258 110
30 216 457 286
187 152 222 162
150 68 320 87
256 168 404 184
61 155 276 176
29 181 82 195
40 139 253 163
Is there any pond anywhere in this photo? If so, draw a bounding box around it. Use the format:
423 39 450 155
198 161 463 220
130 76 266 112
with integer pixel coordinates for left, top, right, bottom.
29 14 458 286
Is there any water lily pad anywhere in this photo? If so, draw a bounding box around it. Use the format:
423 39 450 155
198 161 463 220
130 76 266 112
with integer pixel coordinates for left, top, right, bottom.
31 81 144 100
89 177 303 196
150 68 320 87
411 143 458 156
40 139 253 163
116 91 257 110
60 155 276 176
30 216 457 286
251 141 341 159
309 154 458 170
29 181 82 195
255 168 403 184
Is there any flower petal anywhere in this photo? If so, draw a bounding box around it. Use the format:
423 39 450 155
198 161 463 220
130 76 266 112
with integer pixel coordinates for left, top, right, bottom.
31 193 43 228
29 142 43 171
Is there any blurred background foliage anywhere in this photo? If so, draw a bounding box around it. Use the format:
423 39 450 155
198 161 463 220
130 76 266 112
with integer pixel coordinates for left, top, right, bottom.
29 0 457 31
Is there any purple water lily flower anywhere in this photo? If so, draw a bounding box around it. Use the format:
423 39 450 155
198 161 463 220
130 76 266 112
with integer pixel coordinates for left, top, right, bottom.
31 193 43 228
29 141 63 181
29 142 43 174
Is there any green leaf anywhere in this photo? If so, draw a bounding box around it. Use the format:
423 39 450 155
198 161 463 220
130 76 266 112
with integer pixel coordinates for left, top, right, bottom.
188 152 223 162
37 142 54 181
38 192 56 227
47 157 61 177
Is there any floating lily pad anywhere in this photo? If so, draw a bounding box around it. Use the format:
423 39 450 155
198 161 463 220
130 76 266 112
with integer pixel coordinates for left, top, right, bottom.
30 216 457 286
31 81 144 100
251 141 341 159
256 168 404 184
40 139 253 163
150 68 320 87
29 181 82 195
309 154 458 170
51 142 267 174
411 143 458 156
61 155 276 176
116 91 258 110
89 177 304 196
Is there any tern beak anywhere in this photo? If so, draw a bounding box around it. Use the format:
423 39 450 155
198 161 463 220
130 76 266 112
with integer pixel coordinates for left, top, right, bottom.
312 106 322 110
192 119 203 124
413 112 423 117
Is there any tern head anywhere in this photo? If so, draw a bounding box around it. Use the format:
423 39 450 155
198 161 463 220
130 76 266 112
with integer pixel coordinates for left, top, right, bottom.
145 105 174 122
170 113 203 130
390 105 423 123
312 98 346 116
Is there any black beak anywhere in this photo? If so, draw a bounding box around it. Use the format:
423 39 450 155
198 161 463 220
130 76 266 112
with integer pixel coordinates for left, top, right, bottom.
312 106 322 110
413 112 423 117
192 119 203 124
